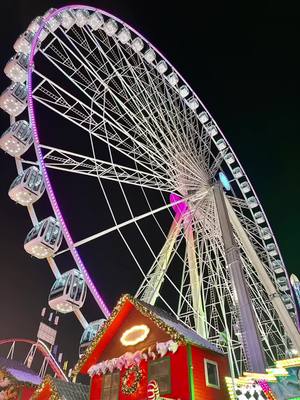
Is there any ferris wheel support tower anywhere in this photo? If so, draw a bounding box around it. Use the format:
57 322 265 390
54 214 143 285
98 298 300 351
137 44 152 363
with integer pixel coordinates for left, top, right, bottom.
213 183 266 372
138 182 300 372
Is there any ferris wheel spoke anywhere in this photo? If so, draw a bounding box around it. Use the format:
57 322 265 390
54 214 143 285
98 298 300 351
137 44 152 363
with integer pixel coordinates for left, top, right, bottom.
32 71 174 181
47 29 179 172
39 144 173 192
137 216 184 303
110 51 208 180
110 42 194 157
44 25 211 188
62 25 208 182
34 72 176 183
134 60 205 164
55 192 201 254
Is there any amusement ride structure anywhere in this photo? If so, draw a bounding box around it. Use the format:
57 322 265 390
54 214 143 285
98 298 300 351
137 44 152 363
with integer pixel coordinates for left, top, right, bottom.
1 5 299 380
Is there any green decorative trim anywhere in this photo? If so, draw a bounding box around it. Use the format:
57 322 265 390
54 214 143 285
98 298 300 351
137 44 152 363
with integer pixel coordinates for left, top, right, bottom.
187 344 195 400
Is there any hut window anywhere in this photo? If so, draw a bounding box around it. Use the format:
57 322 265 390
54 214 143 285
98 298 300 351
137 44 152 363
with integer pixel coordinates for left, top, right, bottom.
101 371 120 400
148 356 171 394
204 359 220 389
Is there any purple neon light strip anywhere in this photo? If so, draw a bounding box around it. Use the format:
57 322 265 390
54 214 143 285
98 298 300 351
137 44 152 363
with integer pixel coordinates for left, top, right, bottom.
27 5 112 317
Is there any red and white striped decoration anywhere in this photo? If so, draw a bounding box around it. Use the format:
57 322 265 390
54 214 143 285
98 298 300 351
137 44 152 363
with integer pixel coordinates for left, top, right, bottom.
147 380 160 400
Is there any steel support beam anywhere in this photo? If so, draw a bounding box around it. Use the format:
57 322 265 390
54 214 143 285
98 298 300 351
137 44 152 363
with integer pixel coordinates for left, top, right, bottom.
225 196 300 354
213 183 266 372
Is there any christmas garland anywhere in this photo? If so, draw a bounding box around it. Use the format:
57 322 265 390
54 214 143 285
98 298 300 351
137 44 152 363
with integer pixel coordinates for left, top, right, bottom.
121 365 142 395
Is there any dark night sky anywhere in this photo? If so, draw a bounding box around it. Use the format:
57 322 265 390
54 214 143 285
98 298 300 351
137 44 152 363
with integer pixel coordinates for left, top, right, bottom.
0 0 299 373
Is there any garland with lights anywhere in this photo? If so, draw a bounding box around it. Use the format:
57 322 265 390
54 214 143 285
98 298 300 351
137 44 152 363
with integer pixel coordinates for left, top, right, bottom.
31 376 59 400
121 365 142 395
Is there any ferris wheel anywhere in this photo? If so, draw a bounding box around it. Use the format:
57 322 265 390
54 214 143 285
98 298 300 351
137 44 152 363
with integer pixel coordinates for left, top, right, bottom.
1 5 299 376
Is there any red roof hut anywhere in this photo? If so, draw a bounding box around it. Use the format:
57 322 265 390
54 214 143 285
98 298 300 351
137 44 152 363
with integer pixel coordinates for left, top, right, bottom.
0 357 39 400
31 375 89 400
73 294 230 400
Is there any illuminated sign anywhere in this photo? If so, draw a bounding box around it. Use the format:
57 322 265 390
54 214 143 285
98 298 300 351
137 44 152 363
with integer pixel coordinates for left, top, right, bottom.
120 324 150 346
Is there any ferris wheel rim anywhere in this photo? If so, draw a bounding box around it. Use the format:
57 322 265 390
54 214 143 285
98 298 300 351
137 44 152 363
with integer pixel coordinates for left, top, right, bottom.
26 4 293 301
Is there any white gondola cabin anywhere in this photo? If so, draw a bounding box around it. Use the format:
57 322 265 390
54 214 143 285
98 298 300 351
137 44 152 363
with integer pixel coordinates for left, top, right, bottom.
240 181 251 193
199 111 209 124
117 27 131 44
4 53 29 83
24 217 62 259
232 166 243 179
224 152 235 164
75 10 90 27
254 211 265 224
167 72 179 86
48 269 87 314
216 138 227 151
272 260 284 274
281 294 293 310
187 97 199 110
144 48 156 64
206 124 218 137
247 196 258 209
43 9 61 32
179 85 189 98
14 31 35 54
9 166 45 206
266 243 278 257
131 37 144 52
27 16 43 34
0 83 27 117
79 319 106 357
0 120 32 156
277 276 289 292
60 10 76 30
260 227 271 240
88 12 104 31
156 60 168 74
104 18 118 36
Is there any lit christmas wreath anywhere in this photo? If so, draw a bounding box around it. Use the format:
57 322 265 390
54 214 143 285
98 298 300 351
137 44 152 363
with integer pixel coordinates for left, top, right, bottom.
121 365 142 395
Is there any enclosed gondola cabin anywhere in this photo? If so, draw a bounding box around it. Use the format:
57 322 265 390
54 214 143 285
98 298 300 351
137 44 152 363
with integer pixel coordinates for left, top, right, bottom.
0 82 27 116
44 9 62 32
24 217 62 259
0 120 32 157
277 276 289 292
9 166 45 206
4 53 29 83
13 31 36 54
48 269 87 314
79 319 106 357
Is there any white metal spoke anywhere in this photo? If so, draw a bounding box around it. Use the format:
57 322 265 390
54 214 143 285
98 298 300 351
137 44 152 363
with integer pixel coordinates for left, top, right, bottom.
40 145 173 192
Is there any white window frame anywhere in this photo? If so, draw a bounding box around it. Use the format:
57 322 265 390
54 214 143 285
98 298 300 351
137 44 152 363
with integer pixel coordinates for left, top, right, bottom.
204 358 220 389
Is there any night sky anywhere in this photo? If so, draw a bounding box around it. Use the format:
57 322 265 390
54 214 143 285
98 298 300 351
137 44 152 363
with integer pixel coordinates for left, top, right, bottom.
0 0 299 374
